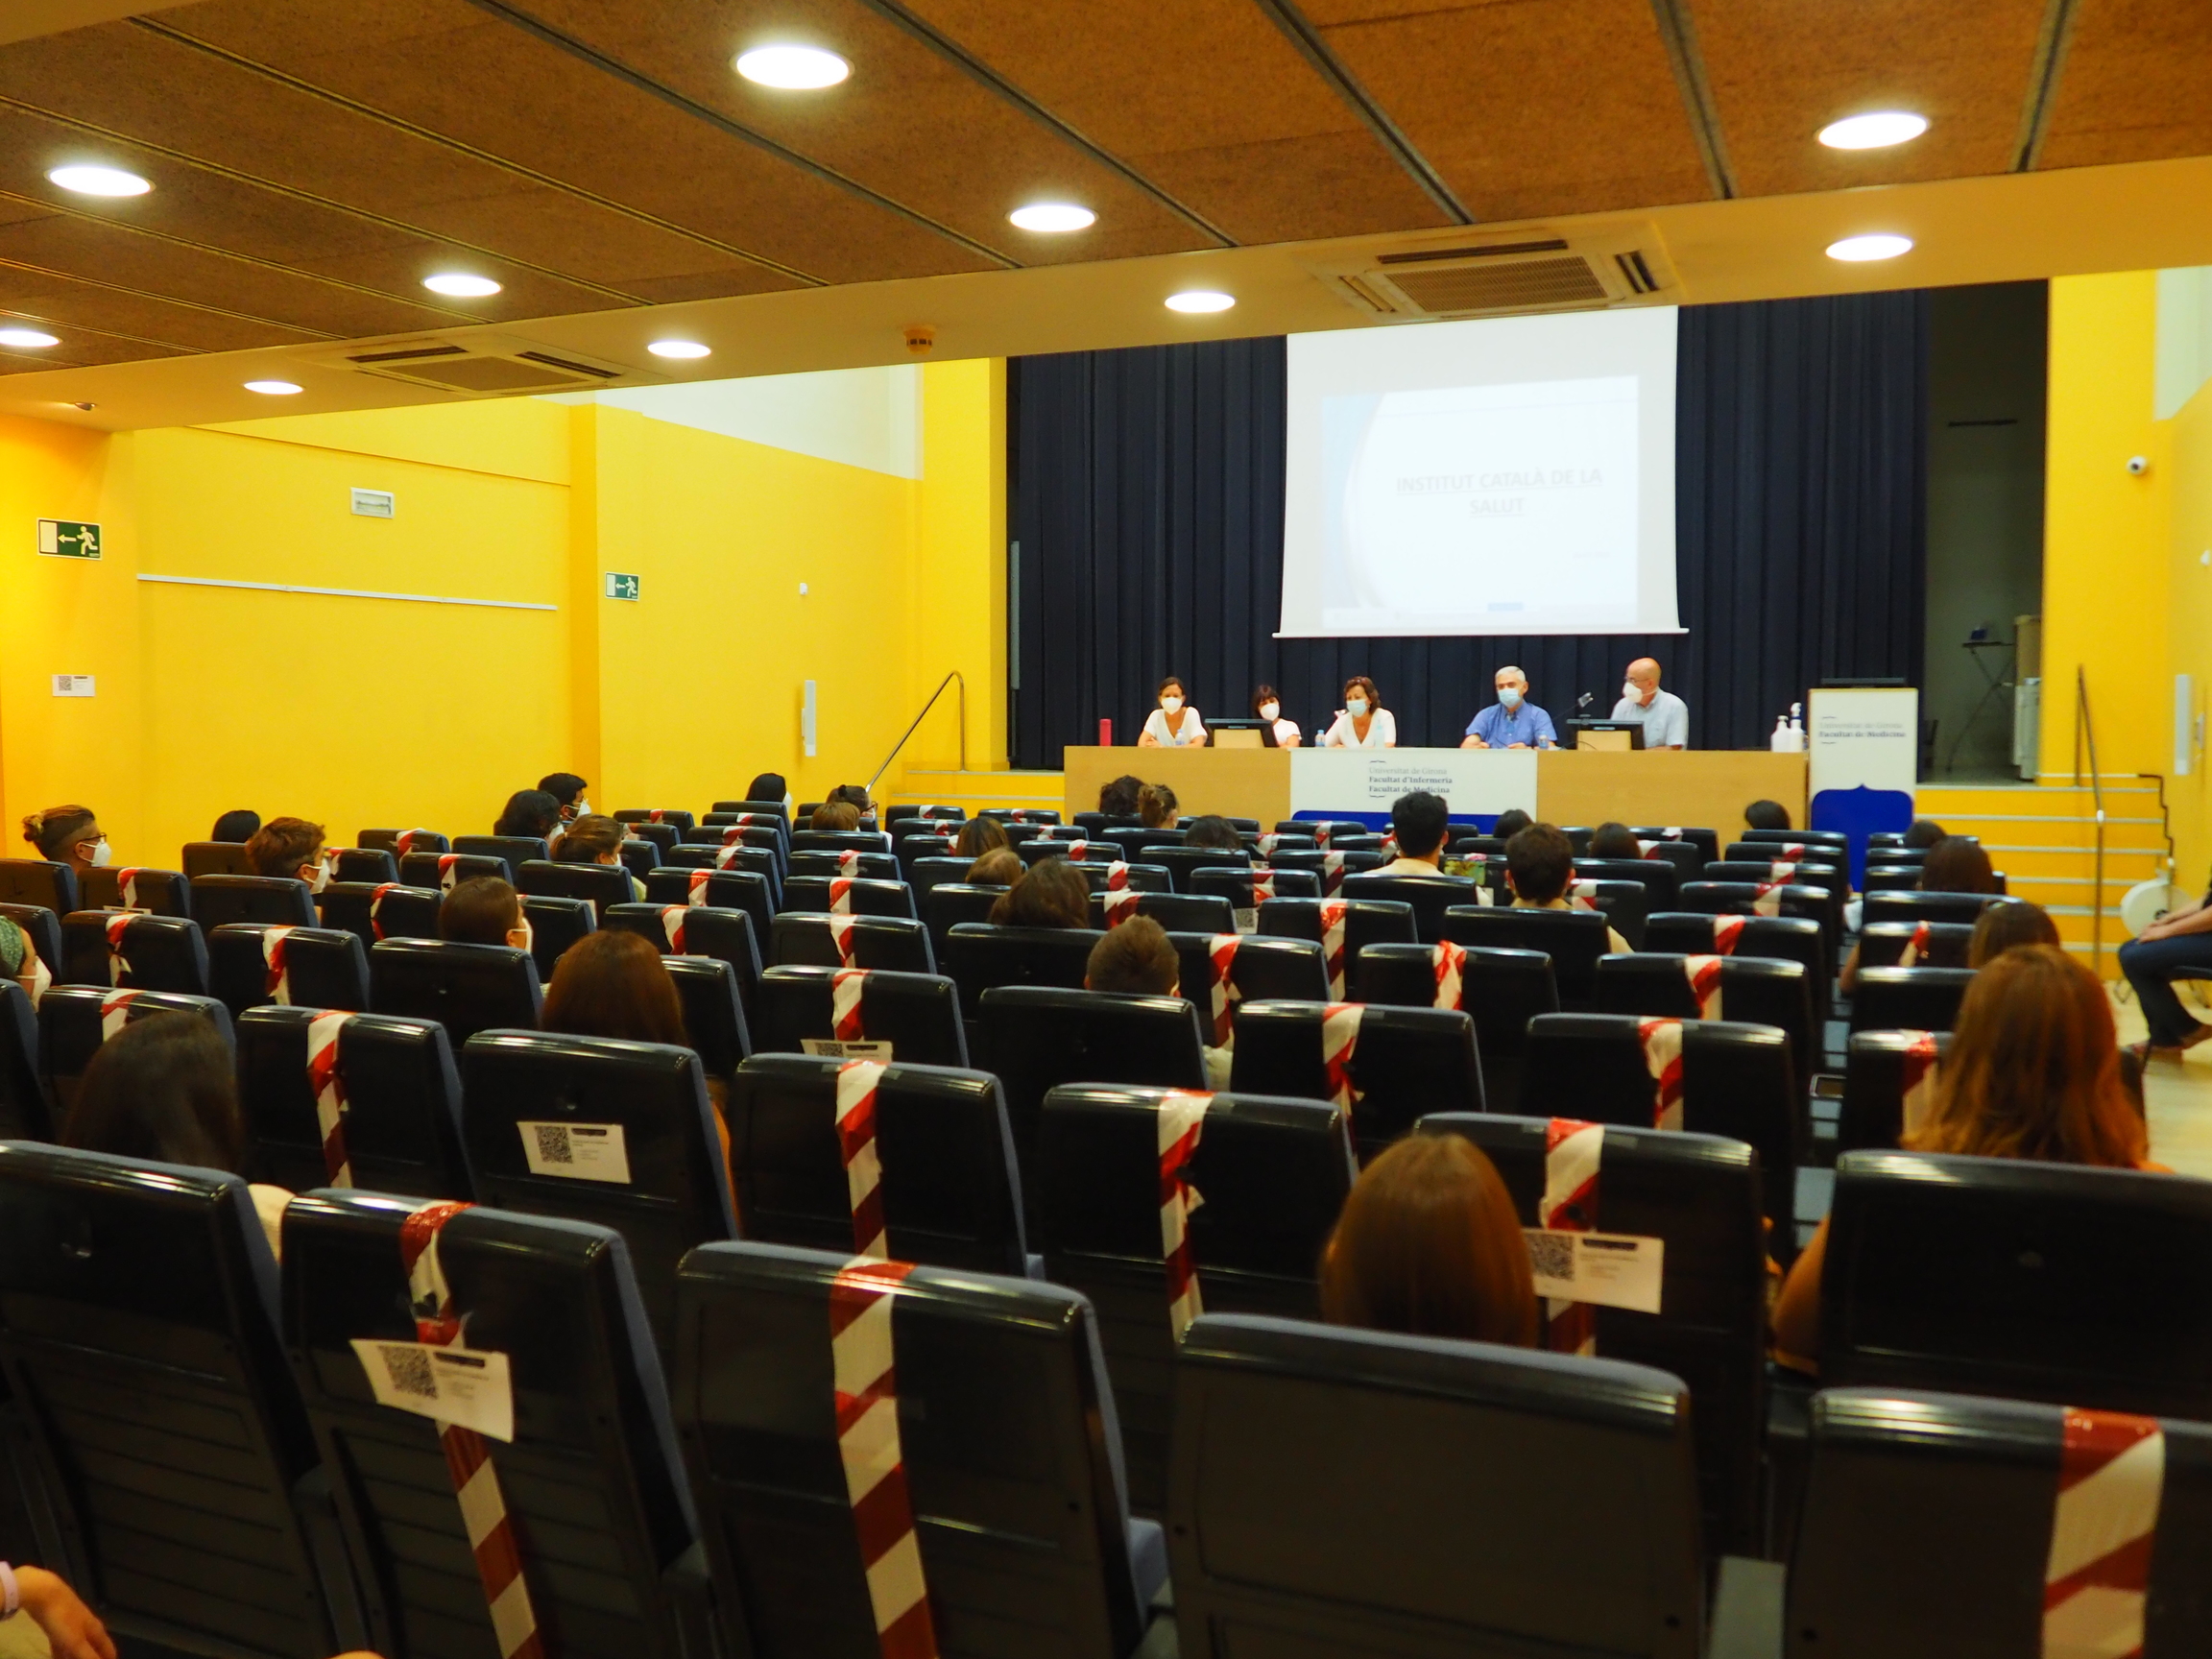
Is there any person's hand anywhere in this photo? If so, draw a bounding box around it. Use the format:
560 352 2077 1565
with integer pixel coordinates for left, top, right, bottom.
1467 735 1488 750
18 1567 114 1659
1507 741 1528 750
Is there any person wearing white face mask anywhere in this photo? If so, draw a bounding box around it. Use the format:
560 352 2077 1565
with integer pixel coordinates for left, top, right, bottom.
1611 657 1690 750
1460 665 1557 751
440 876 535 955
19 805 106 880
1321 676 1396 748
244 817 330 890
1252 684 1301 747
1138 675 1208 748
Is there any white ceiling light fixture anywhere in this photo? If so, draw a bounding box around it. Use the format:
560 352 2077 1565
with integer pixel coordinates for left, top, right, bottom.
1166 290 1236 314
1010 203 1095 232
648 339 711 359
47 164 151 197
0 327 60 349
736 44 850 88
244 379 303 395
1826 232 1914 262
423 272 502 297
1819 111 1930 150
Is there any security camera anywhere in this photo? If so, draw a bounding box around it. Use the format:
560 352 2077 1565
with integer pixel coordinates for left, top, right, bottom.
2128 455 2151 476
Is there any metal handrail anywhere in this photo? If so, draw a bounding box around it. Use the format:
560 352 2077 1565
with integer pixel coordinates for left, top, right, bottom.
867 670 967 795
2074 665 2106 971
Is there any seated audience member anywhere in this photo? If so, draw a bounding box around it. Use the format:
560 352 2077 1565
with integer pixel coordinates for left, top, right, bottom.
2119 874 2212 1059
1138 676 1206 749
953 816 1008 859
1773 946 2162 1369
967 847 1022 886
20 805 105 878
1492 807 1532 842
744 772 789 809
1969 899 2061 968
1098 773 1145 816
1505 823 1630 953
553 814 647 899
494 788 562 842
0 912 45 998
988 858 1092 928
1254 685 1301 748
539 773 590 825
0 1558 105 1659
1138 782 1180 831
1184 815 1243 852
1743 799 1791 832
811 801 862 832
1373 790 1451 877
1903 817 1947 849
439 876 532 951
210 808 260 843
1319 1133 1538 1346
829 783 875 821
1085 916 1231 1088
64 1012 291 1259
541 930 730 1127
1842 834 2001 993
245 817 328 888
1321 676 1396 749
1586 821 1643 860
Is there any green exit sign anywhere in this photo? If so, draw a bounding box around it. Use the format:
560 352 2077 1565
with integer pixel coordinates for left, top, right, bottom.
604 571 640 601
36 519 100 559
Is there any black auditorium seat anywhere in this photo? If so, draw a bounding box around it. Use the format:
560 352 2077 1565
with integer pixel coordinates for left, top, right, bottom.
1038 1084 1356 1515
0 858 74 913
329 848 399 884
450 832 549 872
1444 904 1615 1009
180 841 255 878
1849 966 1976 1033
80 865 190 916
789 830 893 856
318 881 440 949
727 1053 1027 1274
1567 878 1649 949
1016 837 1112 867
1594 952 1815 1092
905 854 974 895
37 988 232 1123
1645 912 1831 1025
0 985 46 1140
1071 859 1172 894
59 910 208 995
920 883 1007 963
787 848 900 881
368 937 541 1049
1863 891 2003 928
616 806 697 832
1166 1315 1701 1657
644 866 775 950
1575 855 1680 910
1675 881 1835 950
1190 867 1324 917
689 823 785 869
460 1030 736 1353
0 902 60 987
516 857 633 918
0 1143 361 1657
208 923 369 1018
1356 943 1556 1111
360 829 449 855
281 1192 709 1659
709 798 790 824
1860 866 1922 894
622 822 684 859
396 850 507 893
603 902 762 1012
750 965 969 1067
1166 931 1329 1010
1229 1000 1481 1162
1856 920 1976 971
1084 890 1235 934
943 923 1100 1022
780 874 916 920
1631 825 1720 863
234 1006 469 1198
1264 848 1388 893
1138 845 1250 894
768 910 934 974
1838 1029 1954 1155
191 873 317 928
1423 1113 1768 1552
1627 839 1709 887
1254 897 1415 1000
1337 873 1481 943
521 892 596 981
672 1240 1164 1659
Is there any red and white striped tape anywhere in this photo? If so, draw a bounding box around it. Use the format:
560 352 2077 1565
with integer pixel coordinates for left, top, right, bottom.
1660 826 1682 838
648 809 667 824
830 878 855 917
437 854 463 893
1319 900 1349 999
658 906 688 953
1322 1002 1364 1116
103 911 132 986
837 849 861 873
713 843 745 870
1781 842 1805 858
262 925 297 1004
1768 860 1797 882
399 1202 544 1659
832 968 869 1042
1682 954 1724 1020
828 913 859 967
686 870 715 908
395 829 433 858
1257 833 1282 857
1065 837 1088 859
1900 919 1933 968
1638 1018 1685 1129
1542 1118 1603 1357
1248 869 1277 907
1431 939 1467 1009
830 1258 939 1659
1321 850 1346 895
1312 824 1333 850
1751 881 1783 918
115 867 142 909
99 988 140 1041
1158 1090 1212 1338
1206 934 1240 1046
1102 863 1139 929
371 881 403 942
1569 879 1600 912
2043 1407 2163 1659
306 1010 353 1185
1711 914 1748 954
1900 1030 1940 1136
836 1060 890 1260
1637 840 1663 859
721 824 749 846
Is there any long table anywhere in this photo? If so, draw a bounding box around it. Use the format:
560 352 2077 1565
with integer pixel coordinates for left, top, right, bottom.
1061 745 1807 833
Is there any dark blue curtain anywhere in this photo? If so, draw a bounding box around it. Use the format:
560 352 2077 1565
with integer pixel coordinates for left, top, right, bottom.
1009 291 1929 767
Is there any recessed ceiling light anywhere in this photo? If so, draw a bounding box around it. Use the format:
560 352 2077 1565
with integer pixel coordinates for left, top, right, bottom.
1827 233 1913 263
648 339 711 359
1010 203 1095 233
47 164 150 198
736 44 850 89
1166 290 1235 314
1819 111 1930 151
0 327 60 349
423 272 501 297
244 379 302 395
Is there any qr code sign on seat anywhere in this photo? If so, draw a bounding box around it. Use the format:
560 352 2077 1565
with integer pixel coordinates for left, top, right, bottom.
1526 1230 1576 1285
380 1343 437 1399
532 1124 573 1165
517 1119 633 1183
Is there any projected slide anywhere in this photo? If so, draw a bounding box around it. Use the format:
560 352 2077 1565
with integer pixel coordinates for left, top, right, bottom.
1281 307 1681 638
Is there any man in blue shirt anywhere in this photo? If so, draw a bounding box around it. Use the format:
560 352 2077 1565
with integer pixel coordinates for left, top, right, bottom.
1460 665 1558 750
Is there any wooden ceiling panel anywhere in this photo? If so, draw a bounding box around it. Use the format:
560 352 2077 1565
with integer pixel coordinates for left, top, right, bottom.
899 0 1450 242
1691 0 2044 196
158 0 998 281
511 0 1213 260
2038 0 2212 171
1305 0 1715 218
0 259 312 353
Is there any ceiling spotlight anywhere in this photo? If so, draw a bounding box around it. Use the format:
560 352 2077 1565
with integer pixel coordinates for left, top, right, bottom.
1826 233 1913 262
1010 203 1095 233
0 327 60 349
244 379 303 395
1166 290 1235 314
47 164 151 198
648 339 711 359
736 44 850 88
1819 111 1930 150
423 272 502 297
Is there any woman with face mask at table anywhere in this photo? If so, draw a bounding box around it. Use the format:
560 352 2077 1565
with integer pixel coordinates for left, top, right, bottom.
1320 676 1396 749
1253 684 1302 748
20 805 107 878
1137 675 1207 748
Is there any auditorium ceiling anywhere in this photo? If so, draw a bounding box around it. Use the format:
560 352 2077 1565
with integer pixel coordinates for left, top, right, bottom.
6 0 2212 425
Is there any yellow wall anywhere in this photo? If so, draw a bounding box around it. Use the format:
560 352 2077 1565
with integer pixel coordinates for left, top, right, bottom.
908 357 1008 775
2165 376 2212 882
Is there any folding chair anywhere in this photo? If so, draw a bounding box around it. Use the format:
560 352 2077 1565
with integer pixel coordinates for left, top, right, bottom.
1355 943 1555 1111
318 881 440 950
885 804 966 827
0 859 74 914
781 875 916 920
727 1053 1026 1273
191 874 317 928
1856 921 1975 971
36 987 233 1125
1739 829 1847 855
1190 868 1323 929
58 910 208 995
768 911 934 974
905 854 976 897
235 1005 469 1197
1254 897 1415 1000
368 938 541 1050
661 954 752 1084
790 830 893 856
1017 838 1114 868
517 857 634 919
79 866 190 917
1849 966 1975 1033
894 835 957 879
750 966 969 1067
1837 1028 1954 1154
1568 878 1650 949
1443 905 1615 1009
1228 999 1482 1162
1676 881 1836 954
1072 861 1173 895
622 822 685 859
208 924 370 1018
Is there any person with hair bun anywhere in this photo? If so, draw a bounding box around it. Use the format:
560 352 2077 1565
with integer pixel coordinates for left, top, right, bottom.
1138 783 1180 831
20 805 104 877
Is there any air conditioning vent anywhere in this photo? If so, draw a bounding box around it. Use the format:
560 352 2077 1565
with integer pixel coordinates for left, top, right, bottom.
1308 226 1678 322
313 336 648 396
1383 257 1608 314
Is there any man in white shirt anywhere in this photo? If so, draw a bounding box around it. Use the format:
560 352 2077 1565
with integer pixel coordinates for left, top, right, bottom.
1372 790 1453 877
1612 658 1689 750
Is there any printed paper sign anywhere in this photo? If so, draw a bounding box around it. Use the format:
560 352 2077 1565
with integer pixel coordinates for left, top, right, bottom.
517 1120 631 1183
1234 906 1259 934
802 1038 895 1061
1525 1228 1664 1314
351 1339 516 1440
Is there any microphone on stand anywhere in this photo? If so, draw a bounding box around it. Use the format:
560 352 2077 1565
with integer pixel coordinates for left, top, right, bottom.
1576 692 1596 711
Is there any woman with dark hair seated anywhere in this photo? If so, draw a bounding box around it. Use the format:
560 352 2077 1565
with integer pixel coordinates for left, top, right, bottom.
744 773 788 808
541 931 733 1165
553 814 646 899
1842 833 2000 992
967 847 1021 886
988 858 1092 928
1586 821 1642 860
494 789 563 842
440 876 533 952
1097 774 1145 816
954 817 1008 859
210 808 260 843
1183 815 1243 852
